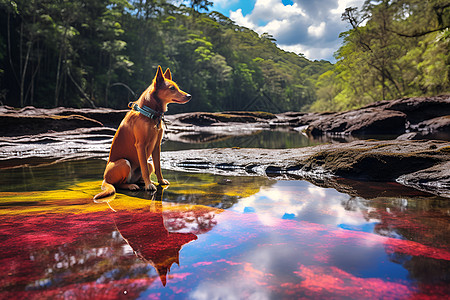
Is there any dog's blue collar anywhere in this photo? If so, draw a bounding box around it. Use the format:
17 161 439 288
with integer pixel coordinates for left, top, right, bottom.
128 102 165 127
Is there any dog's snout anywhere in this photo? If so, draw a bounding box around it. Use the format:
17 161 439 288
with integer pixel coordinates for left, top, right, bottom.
185 94 192 100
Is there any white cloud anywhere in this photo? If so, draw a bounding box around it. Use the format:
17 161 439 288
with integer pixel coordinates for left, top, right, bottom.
227 0 365 61
230 187 306 227
229 180 367 229
307 185 326 197
259 19 290 36
229 8 257 29
308 22 326 38
330 0 362 15
247 0 305 24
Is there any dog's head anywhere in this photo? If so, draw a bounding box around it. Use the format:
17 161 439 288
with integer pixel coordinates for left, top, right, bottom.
153 66 191 108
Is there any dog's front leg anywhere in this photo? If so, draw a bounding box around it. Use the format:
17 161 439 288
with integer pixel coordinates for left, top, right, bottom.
136 142 156 191
152 141 169 186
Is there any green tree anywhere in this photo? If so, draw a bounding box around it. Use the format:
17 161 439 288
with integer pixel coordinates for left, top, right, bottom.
310 0 450 112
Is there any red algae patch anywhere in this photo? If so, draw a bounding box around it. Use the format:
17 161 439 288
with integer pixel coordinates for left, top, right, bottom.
0 168 449 299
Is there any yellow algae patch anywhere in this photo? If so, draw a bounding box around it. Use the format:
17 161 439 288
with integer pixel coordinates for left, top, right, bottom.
107 194 223 215
169 184 262 199
0 170 271 216
0 180 102 202
0 180 108 215
0 179 224 216
217 184 263 198
0 191 37 197
167 177 217 191
166 172 273 199
168 188 209 195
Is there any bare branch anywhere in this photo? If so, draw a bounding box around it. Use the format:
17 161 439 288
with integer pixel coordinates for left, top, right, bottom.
387 26 450 38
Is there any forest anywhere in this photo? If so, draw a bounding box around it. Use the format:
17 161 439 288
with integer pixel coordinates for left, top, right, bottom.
311 0 450 111
0 0 449 113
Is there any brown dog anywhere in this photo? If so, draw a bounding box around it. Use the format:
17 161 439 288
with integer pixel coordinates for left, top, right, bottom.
94 66 191 200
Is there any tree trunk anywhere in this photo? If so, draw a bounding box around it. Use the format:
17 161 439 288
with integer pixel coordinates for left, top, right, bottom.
20 40 32 107
7 13 19 88
67 67 96 108
105 53 112 107
55 26 68 107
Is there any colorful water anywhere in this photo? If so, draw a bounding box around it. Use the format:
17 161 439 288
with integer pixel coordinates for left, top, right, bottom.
0 159 449 299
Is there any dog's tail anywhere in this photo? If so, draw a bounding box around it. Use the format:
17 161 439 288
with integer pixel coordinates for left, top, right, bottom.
93 180 116 200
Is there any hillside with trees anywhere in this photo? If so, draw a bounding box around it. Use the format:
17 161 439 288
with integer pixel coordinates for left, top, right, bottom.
0 0 448 114
0 0 331 113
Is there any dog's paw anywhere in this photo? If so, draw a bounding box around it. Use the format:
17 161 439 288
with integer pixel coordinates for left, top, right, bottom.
159 179 170 186
128 184 139 191
144 183 157 191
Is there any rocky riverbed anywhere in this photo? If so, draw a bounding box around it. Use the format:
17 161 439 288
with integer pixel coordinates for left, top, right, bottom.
1 95 449 198
159 140 450 198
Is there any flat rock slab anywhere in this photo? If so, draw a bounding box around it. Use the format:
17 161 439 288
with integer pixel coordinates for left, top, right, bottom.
160 139 450 198
0 106 128 136
0 106 128 125
0 127 114 168
0 114 104 137
305 108 407 136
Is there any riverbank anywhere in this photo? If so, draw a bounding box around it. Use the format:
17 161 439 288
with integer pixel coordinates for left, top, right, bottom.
1 95 449 139
1 95 449 198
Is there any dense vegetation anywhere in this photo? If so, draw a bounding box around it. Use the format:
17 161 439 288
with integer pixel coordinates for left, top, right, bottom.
311 0 450 111
0 0 331 113
0 1 448 113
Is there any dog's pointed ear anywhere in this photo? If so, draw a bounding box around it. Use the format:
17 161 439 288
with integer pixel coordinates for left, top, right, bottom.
154 65 165 88
163 68 172 80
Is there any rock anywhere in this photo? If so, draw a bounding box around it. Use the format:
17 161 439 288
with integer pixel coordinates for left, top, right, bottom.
306 177 435 200
0 106 128 136
416 115 450 133
397 161 450 198
301 141 441 181
172 113 219 126
305 108 406 136
381 95 450 123
396 132 424 140
173 111 276 126
397 116 450 141
15 106 128 127
221 111 277 120
54 108 128 126
0 127 115 168
274 112 328 127
159 140 450 198
0 114 104 137
291 95 450 138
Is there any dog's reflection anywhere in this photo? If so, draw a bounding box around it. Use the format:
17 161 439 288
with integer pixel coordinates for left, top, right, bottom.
111 188 197 286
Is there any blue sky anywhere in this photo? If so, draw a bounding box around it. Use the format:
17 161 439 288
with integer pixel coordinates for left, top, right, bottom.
210 0 365 62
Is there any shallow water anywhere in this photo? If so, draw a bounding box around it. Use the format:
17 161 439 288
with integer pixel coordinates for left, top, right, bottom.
0 159 449 299
161 129 324 151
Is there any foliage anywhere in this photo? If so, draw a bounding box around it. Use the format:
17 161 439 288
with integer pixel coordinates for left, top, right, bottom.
0 0 331 112
3 1 446 113
309 0 450 112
